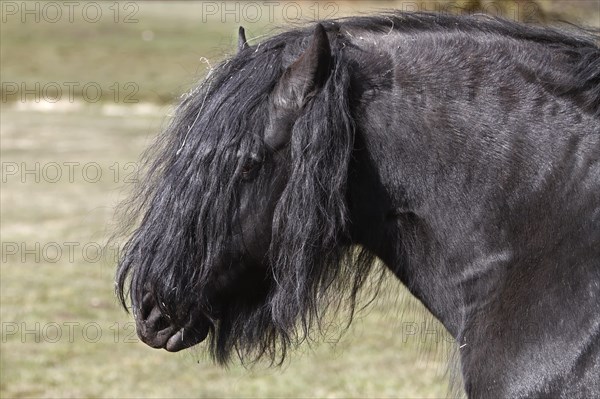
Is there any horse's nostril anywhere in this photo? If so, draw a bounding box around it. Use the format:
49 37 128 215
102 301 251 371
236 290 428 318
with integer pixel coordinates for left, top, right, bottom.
145 305 171 331
139 293 172 332
141 292 155 320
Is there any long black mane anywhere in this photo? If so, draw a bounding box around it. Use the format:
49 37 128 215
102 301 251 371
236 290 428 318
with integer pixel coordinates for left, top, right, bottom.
116 17 373 363
346 12 599 112
116 11 600 365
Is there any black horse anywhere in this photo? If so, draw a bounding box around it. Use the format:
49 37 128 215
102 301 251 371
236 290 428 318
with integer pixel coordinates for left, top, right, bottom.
116 12 600 397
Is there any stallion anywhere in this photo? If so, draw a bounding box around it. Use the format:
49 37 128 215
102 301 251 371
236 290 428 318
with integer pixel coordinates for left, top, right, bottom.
116 12 600 397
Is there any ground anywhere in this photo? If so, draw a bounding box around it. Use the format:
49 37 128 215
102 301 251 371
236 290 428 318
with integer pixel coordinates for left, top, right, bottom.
0 100 453 399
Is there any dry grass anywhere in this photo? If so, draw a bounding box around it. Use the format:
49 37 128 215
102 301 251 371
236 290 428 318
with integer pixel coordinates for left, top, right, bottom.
1 107 455 398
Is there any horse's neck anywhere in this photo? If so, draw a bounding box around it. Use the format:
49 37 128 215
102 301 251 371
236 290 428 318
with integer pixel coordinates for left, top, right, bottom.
347 31 600 338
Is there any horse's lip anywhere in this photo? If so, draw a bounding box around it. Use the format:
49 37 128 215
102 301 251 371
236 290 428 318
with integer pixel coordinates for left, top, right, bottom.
163 315 211 352
136 303 212 352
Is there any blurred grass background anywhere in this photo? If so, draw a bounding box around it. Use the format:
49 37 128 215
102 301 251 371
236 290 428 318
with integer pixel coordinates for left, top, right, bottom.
1 1 598 398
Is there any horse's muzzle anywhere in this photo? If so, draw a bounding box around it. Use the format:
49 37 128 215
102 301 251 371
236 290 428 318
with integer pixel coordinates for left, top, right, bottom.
135 292 210 352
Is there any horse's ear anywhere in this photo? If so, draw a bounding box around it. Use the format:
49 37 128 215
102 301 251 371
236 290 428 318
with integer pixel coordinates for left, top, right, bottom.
273 23 331 109
238 26 249 52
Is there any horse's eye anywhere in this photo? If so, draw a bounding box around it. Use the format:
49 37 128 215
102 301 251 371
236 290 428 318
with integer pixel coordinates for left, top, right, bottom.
241 155 262 181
